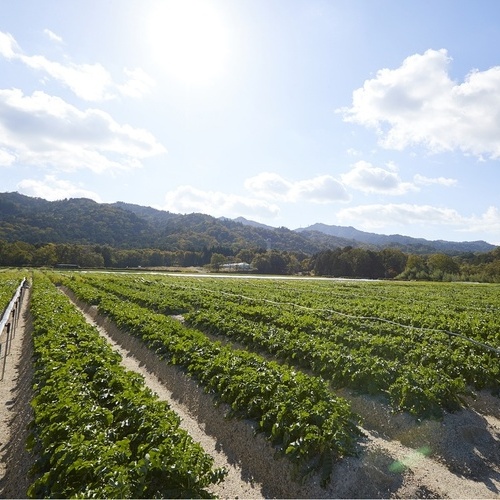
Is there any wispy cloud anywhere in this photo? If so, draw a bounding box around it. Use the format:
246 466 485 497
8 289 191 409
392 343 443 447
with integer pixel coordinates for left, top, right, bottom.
118 68 156 98
43 29 64 44
0 88 166 172
25 56 114 101
0 30 154 100
340 49 500 159
413 174 457 187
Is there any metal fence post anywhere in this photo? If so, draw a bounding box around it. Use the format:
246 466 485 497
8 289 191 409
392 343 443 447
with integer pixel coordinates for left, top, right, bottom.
1 322 10 381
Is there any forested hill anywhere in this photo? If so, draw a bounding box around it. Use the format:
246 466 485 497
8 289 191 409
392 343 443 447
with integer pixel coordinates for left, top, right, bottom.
0 192 337 253
0 192 496 255
0 193 153 247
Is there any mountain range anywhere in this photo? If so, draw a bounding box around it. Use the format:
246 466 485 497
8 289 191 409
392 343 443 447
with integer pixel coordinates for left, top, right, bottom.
0 192 495 255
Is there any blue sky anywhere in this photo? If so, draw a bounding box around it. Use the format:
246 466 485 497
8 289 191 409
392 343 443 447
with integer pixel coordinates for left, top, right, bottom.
1 0 499 244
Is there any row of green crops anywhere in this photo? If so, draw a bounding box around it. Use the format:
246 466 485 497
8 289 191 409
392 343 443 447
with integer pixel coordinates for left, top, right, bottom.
69 272 500 345
53 272 362 485
0 269 26 318
174 277 500 345
58 272 500 418
28 272 226 499
182 291 499 416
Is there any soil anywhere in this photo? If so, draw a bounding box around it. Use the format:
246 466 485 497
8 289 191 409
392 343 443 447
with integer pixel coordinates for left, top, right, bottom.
0 286 34 499
0 286 499 498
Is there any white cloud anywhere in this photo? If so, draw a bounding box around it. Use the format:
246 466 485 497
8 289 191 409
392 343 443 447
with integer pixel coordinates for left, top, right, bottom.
413 174 457 187
341 160 416 194
337 203 500 240
291 175 350 203
247 167 454 204
17 175 101 201
245 172 350 203
23 54 115 101
340 49 500 159
0 32 18 59
244 172 291 200
0 88 165 172
0 148 15 166
43 29 63 44
162 185 280 219
0 30 154 100
461 206 500 236
337 203 462 229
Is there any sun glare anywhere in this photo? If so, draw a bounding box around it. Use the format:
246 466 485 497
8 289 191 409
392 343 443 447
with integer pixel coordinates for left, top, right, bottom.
146 0 230 86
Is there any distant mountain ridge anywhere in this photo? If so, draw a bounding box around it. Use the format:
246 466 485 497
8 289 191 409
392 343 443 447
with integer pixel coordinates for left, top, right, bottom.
231 216 275 230
295 223 495 254
0 192 495 255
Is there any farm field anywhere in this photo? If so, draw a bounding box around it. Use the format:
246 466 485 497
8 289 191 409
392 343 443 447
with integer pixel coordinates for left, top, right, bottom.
1 270 499 498
60 271 500 417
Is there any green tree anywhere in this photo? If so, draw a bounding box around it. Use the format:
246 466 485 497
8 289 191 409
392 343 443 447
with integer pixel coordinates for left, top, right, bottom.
210 253 226 271
33 243 58 267
400 254 429 280
77 247 105 267
380 248 407 278
427 253 460 279
95 245 114 267
286 254 302 274
251 251 288 274
0 241 34 266
235 249 255 264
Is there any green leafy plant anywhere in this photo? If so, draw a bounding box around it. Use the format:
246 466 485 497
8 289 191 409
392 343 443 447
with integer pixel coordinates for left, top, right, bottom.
56 272 363 484
28 272 225 498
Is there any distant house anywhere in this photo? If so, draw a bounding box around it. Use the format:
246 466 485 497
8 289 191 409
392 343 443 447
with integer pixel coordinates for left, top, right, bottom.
220 262 252 272
55 263 80 269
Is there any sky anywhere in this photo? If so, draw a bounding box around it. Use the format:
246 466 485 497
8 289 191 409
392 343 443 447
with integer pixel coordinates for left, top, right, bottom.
1 0 500 245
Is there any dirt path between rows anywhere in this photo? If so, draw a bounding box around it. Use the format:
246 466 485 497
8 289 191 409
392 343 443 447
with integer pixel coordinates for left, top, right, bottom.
0 286 34 499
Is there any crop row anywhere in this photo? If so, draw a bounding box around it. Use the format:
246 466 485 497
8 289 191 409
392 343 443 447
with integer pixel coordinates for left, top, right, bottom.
0 270 26 317
178 278 500 345
59 272 500 418
53 272 362 485
72 272 500 344
28 272 225 498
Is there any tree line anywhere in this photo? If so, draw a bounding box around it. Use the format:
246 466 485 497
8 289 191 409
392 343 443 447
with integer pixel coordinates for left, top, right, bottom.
0 239 499 282
311 246 500 282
